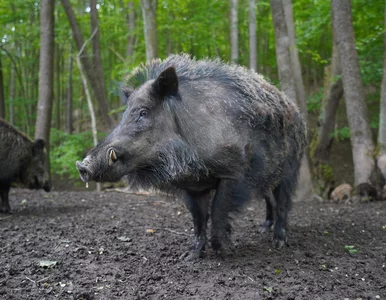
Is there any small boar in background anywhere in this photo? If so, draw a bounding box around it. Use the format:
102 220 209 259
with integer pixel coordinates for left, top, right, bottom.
77 54 306 259
0 118 51 213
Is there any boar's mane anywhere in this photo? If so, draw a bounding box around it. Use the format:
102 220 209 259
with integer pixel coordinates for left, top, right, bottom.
125 54 297 127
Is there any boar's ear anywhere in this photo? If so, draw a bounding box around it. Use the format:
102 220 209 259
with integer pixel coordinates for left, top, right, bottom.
120 85 133 105
153 66 178 97
32 139 45 156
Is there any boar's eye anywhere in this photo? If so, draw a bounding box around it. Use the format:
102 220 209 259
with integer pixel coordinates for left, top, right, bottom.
138 108 149 120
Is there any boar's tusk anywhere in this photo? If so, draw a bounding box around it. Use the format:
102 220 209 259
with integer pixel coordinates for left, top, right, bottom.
108 148 118 166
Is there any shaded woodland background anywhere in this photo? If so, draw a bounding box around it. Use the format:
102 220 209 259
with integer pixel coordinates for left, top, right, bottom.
0 0 385 199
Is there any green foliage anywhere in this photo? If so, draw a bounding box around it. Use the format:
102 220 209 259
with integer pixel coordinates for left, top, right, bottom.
329 126 351 141
344 245 359 254
50 129 106 180
306 88 323 113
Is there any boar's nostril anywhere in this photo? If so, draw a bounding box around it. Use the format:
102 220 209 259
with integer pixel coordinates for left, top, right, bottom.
76 161 91 182
108 148 118 166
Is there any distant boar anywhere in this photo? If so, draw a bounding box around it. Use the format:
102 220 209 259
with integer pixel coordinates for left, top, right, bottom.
330 183 353 202
0 119 51 212
77 54 306 258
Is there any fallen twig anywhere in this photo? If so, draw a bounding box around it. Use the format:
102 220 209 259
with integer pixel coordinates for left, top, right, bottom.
162 228 190 236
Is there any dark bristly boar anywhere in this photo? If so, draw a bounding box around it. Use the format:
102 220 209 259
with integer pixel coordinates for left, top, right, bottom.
0 118 51 212
76 54 306 259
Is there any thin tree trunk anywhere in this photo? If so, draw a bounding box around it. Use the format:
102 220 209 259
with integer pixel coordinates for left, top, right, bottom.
76 32 100 192
35 0 54 183
377 0 386 181
0 56 5 119
66 43 73 134
127 1 135 58
229 0 238 63
249 0 257 70
140 0 158 62
332 0 376 195
270 0 313 202
283 0 307 118
314 38 343 162
55 44 61 129
90 0 108 129
9 65 15 125
61 0 113 129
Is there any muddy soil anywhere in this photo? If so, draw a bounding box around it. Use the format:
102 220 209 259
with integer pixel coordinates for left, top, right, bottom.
0 188 385 300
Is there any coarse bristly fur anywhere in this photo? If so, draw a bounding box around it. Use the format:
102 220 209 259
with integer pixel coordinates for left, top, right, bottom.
77 53 307 256
122 54 306 193
0 118 51 212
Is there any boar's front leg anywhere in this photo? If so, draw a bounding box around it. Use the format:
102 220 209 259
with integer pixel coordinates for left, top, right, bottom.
211 179 251 253
0 184 11 213
259 192 275 233
184 190 211 260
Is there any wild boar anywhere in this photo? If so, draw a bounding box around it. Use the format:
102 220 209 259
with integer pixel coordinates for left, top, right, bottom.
77 54 306 258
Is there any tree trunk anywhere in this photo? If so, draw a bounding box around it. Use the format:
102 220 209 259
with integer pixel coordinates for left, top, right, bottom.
127 1 135 58
378 0 386 182
9 65 15 125
283 0 307 118
55 44 61 129
76 36 100 192
229 0 238 63
35 0 54 181
0 55 5 119
332 0 376 195
140 0 158 62
61 0 114 129
314 38 343 162
248 0 257 70
270 0 313 202
66 43 73 134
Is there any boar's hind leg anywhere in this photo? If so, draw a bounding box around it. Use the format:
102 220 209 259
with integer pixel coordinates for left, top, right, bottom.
185 190 211 259
272 180 293 249
259 193 275 233
211 179 251 252
0 184 11 213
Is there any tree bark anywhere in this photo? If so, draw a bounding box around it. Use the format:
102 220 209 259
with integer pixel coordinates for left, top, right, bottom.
61 0 114 129
90 0 111 127
9 65 15 125
55 44 61 129
127 1 136 58
140 0 158 62
378 0 386 181
332 0 376 191
270 0 313 202
66 43 73 134
229 0 238 63
248 0 257 70
283 0 307 118
76 33 100 192
314 37 343 162
35 0 54 144
0 55 5 119
35 0 54 182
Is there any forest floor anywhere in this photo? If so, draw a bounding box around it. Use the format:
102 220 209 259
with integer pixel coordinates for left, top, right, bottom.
0 188 385 300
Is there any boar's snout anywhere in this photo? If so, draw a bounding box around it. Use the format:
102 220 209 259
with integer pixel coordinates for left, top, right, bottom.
76 161 91 183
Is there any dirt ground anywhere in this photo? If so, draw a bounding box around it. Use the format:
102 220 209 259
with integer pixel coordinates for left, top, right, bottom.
0 188 385 300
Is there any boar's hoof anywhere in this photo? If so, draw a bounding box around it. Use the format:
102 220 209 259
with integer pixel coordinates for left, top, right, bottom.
272 232 289 249
184 249 206 261
0 206 11 214
259 219 274 234
185 236 207 260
